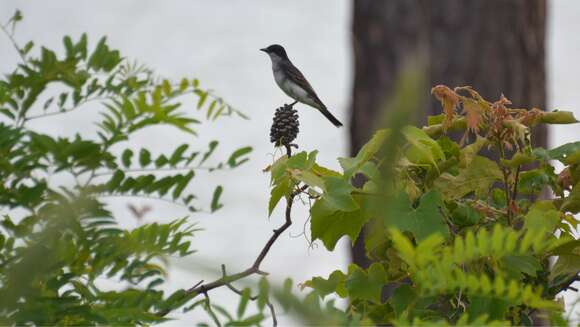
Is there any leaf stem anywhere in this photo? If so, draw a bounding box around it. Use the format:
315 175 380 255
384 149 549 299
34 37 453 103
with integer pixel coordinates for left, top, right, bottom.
220 264 277 327
93 165 226 177
24 96 110 122
0 21 26 63
496 138 513 225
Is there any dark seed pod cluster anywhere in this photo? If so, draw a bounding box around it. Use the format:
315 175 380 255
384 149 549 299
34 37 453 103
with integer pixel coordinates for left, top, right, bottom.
270 105 299 147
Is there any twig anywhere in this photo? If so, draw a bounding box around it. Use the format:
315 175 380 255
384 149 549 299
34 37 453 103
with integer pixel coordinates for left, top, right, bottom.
97 193 196 211
202 292 222 327
93 165 226 177
220 265 277 327
512 165 521 202
495 138 513 225
554 274 580 295
250 186 304 271
24 96 110 121
188 280 204 292
0 22 26 63
351 190 383 197
155 147 303 318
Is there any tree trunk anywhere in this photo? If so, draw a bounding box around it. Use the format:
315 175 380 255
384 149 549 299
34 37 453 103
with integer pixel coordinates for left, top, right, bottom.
349 0 547 268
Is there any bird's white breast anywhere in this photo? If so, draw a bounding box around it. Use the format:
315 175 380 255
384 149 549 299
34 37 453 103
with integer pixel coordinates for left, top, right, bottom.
269 54 318 108
273 69 310 102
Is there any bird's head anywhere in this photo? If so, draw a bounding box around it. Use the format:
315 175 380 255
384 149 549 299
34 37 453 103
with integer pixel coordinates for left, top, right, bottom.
260 44 289 60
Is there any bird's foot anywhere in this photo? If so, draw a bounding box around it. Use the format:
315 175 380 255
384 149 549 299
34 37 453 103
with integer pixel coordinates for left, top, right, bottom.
285 101 298 108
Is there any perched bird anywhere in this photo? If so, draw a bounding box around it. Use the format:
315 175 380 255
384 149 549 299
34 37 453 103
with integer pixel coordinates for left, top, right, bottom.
260 44 343 127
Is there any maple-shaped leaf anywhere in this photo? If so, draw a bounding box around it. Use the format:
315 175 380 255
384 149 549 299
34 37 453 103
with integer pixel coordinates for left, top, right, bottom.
344 263 388 303
302 270 347 299
310 196 369 251
384 190 449 241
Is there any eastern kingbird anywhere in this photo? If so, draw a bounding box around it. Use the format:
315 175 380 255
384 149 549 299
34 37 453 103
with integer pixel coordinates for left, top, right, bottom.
260 44 343 127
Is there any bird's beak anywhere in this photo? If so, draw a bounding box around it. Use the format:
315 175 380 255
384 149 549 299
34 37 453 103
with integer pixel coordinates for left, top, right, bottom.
259 48 267 53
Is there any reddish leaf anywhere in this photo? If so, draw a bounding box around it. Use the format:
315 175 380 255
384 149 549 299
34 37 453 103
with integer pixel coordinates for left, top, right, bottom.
431 85 459 131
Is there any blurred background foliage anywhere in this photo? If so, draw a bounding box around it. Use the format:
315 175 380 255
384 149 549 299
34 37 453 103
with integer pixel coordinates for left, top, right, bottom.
0 11 253 325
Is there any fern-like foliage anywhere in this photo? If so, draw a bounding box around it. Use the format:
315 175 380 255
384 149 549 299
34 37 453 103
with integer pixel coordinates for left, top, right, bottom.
390 227 561 311
0 11 251 325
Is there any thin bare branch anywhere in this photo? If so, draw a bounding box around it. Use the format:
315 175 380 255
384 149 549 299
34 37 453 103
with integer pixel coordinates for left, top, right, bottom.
24 96 110 121
155 148 302 320
93 165 227 178
0 22 26 63
202 292 221 327
220 264 277 327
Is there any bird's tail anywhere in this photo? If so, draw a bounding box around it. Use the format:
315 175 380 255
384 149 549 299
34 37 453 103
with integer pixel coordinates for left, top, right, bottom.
318 107 343 127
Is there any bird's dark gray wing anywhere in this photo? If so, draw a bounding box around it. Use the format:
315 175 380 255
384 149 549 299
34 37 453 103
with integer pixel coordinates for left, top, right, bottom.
281 62 325 106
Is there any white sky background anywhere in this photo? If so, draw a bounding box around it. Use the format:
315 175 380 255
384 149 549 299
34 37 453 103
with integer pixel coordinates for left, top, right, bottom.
0 1 579 325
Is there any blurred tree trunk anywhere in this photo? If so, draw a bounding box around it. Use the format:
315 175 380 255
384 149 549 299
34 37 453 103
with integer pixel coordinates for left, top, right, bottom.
349 0 547 269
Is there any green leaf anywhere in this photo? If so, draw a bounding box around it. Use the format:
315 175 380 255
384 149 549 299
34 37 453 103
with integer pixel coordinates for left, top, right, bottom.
122 149 133 168
322 176 358 212
172 171 194 199
451 203 482 226
169 144 189 166
162 79 172 96
402 126 445 168
518 169 551 195
384 190 449 241
290 170 325 190
257 277 270 310
237 288 251 318
310 196 370 251
268 156 289 184
227 146 252 168
540 111 578 125
339 129 388 178
550 254 580 282
303 270 347 299
537 142 580 165
427 114 445 126
358 161 380 181
500 152 536 168
211 185 224 212
196 90 208 110
287 151 308 169
200 141 218 164
524 201 560 232
21 41 34 56
206 100 217 119
501 255 541 279
437 136 460 160
550 239 580 256
107 170 125 190
459 136 487 167
433 156 502 200
391 284 416 316
344 263 387 303
562 181 580 214
155 154 169 168
0 108 15 120
268 178 291 217
467 296 509 323
139 148 151 167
